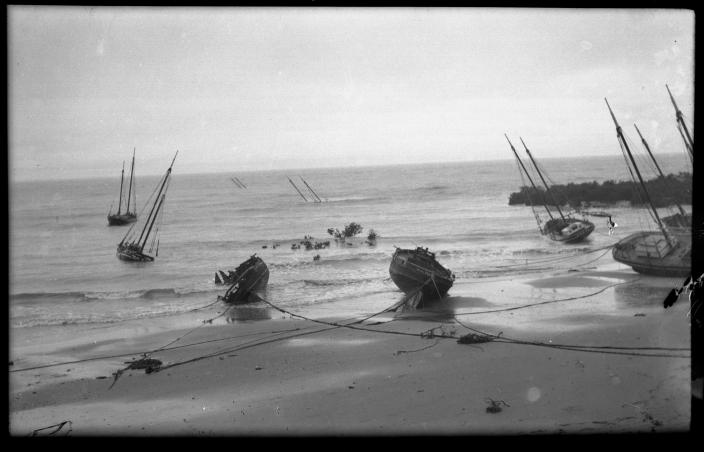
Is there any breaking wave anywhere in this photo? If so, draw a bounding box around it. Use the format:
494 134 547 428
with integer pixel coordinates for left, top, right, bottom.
11 287 220 305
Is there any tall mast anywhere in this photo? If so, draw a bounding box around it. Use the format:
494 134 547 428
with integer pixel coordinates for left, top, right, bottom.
136 151 178 247
666 84 694 157
605 99 673 245
300 176 322 202
505 134 554 220
288 177 308 201
117 160 125 215
140 194 166 251
634 123 687 217
126 148 135 214
520 137 566 221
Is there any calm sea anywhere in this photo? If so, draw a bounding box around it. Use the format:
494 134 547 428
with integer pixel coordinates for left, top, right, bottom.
9 153 691 329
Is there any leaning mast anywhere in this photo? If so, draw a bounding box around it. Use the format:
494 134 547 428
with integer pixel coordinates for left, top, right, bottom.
505 134 554 220
605 98 674 246
126 148 135 215
666 84 694 162
633 123 687 218
520 137 567 222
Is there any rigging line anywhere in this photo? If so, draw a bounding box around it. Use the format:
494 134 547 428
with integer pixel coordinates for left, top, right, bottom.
12 282 432 375
141 305 234 357
486 245 614 270
155 325 342 373
8 326 310 374
515 158 543 233
451 318 690 357
122 172 167 243
452 275 638 317
617 138 658 228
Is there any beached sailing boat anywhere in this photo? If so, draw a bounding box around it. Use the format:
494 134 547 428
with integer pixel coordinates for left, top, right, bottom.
218 255 270 304
605 99 690 277
389 247 455 301
107 149 137 226
505 135 595 243
116 152 178 262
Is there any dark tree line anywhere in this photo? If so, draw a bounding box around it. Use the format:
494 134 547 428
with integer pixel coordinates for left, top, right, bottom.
508 172 692 208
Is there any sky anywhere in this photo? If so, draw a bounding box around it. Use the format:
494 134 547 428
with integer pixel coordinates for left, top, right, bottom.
8 7 695 181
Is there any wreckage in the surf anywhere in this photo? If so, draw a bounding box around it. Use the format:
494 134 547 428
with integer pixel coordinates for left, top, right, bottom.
605 98 691 277
505 135 595 243
218 254 270 304
116 152 177 262
389 247 455 306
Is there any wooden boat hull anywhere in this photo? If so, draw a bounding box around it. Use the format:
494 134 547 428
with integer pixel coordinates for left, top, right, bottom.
389 248 454 299
222 257 270 304
116 246 154 262
108 213 137 226
612 231 690 277
545 218 594 243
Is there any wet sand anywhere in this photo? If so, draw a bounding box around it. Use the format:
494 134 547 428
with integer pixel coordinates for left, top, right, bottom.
9 264 692 435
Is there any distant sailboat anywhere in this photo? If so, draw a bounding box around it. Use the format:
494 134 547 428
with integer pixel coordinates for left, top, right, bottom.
605 99 690 277
116 152 177 262
505 135 595 243
107 149 137 226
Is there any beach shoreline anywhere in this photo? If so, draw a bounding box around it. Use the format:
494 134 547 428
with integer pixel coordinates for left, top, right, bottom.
9 264 692 435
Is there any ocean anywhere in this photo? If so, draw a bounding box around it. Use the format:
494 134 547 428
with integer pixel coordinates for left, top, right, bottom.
9 153 692 330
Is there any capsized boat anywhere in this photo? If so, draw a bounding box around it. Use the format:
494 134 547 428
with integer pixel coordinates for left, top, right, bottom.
389 247 455 300
108 148 137 226
604 98 691 277
117 152 177 262
505 135 595 243
219 255 270 304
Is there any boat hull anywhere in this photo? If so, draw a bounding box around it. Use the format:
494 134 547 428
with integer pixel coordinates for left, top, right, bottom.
222 257 270 304
612 231 690 277
545 218 595 243
389 248 454 299
108 213 137 226
116 246 154 262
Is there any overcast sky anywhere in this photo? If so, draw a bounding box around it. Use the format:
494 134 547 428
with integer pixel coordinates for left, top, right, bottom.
8 7 694 181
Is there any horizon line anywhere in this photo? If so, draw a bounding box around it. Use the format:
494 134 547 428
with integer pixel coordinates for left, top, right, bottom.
9 151 689 183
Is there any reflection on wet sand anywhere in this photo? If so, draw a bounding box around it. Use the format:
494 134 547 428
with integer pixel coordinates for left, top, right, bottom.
224 305 274 323
613 278 680 308
394 295 492 322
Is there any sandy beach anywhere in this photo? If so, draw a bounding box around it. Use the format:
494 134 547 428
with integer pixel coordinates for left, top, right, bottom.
9 262 692 436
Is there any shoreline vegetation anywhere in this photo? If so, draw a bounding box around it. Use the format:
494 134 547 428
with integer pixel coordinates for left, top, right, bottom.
508 172 692 208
